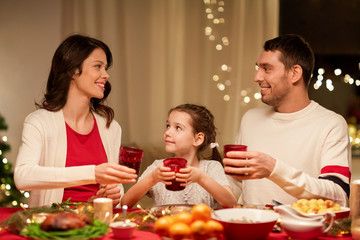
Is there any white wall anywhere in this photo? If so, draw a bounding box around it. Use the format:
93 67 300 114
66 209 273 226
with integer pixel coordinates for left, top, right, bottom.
0 0 62 163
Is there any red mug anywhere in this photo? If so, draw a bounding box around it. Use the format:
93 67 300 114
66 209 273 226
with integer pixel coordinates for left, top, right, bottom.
163 158 187 191
119 146 144 175
223 144 247 176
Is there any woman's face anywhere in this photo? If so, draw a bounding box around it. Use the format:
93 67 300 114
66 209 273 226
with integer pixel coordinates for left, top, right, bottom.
72 48 109 100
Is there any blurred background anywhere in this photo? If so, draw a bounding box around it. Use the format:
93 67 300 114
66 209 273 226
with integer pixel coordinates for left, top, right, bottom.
0 0 359 206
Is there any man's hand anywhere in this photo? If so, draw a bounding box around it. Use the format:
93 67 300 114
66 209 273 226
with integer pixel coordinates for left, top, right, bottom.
223 150 276 180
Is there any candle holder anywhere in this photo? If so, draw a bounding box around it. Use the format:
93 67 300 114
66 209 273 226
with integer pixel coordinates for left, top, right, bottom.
351 180 360 239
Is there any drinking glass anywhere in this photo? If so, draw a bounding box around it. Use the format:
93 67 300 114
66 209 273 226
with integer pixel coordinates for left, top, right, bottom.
223 144 248 176
119 146 144 175
163 157 187 191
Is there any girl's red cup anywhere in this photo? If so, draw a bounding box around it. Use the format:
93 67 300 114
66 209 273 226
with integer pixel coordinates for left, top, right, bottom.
223 144 247 176
163 158 187 191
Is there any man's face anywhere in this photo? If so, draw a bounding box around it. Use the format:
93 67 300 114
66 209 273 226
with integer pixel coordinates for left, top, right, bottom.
254 50 292 109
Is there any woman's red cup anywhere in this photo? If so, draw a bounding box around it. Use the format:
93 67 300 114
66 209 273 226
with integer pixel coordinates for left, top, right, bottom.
163 158 187 191
119 146 144 175
223 144 247 176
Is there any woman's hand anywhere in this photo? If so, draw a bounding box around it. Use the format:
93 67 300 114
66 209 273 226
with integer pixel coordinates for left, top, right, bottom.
97 184 121 206
176 166 203 186
150 164 175 185
95 163 137 184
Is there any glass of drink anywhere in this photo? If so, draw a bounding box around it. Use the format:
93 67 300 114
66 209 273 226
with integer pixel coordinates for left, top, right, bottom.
163 157 187 191
119 146 144 175
223 144 247 176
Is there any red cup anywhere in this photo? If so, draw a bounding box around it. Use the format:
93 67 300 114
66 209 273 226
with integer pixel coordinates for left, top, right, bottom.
119 146 144 175
223 144 247 176
163 158 187 191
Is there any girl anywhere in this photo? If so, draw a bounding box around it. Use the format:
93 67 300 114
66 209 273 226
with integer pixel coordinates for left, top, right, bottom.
14 34 137 207
121 104 236 208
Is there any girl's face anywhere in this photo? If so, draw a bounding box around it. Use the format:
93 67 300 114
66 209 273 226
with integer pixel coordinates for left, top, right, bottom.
71 48 109 100
164 110 201 156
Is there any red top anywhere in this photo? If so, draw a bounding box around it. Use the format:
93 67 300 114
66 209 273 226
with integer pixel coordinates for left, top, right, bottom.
62 117 107 203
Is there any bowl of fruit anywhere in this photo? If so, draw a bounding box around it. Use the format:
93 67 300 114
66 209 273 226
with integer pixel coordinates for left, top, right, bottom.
154 204 224 240
212 208 279 240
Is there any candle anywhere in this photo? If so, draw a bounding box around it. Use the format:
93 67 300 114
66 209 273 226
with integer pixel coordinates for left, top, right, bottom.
351 180 360 240
93 198 113 224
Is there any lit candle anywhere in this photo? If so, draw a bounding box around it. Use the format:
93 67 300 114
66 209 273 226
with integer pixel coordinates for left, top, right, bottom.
93 198 113 224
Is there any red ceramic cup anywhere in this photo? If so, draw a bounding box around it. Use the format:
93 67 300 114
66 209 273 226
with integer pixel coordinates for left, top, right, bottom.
163 158 187 191
223 144 247 176
119 146 144 175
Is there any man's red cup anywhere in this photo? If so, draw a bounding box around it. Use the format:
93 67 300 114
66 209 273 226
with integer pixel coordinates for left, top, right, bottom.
223 144 247 176
163 158 187 191
119 146 144 175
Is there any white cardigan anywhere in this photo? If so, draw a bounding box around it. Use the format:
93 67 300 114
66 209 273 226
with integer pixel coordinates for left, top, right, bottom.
14 109 123 207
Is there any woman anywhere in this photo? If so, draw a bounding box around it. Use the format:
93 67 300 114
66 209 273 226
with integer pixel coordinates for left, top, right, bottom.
14 34 137 207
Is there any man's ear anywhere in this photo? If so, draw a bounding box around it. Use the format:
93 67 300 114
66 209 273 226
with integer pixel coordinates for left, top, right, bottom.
194 132 204 147
290 64 303 84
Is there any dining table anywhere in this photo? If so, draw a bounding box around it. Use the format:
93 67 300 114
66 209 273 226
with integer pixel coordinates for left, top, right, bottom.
0 207 354 240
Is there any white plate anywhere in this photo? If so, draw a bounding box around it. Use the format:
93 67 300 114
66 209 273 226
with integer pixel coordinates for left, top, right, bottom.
292 205 350 219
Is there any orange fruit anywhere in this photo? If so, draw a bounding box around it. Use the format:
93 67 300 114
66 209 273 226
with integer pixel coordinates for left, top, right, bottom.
154 215 174 236
191 203 212 222
173 211 193 225
169 222 192 240
190 220 207 235
204 219 224 237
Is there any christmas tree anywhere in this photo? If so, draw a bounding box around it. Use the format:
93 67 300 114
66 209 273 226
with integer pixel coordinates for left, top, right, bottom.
0 113 28 207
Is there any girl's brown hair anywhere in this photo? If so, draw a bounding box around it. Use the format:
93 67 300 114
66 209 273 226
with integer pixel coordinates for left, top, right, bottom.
168 104 222 164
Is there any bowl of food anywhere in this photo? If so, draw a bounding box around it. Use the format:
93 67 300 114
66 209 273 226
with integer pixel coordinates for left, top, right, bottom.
110 221 137 239
290 199 350 219
212 208 279 240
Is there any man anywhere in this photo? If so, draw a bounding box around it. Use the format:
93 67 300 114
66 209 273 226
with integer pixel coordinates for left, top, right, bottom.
224 34 350 206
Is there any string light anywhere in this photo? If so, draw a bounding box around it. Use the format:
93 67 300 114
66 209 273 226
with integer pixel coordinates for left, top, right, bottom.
0 119 28 207
203 0 261 104
313 67 359 91
204 0 233 102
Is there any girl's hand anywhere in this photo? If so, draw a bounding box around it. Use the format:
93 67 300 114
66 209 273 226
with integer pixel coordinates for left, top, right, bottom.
176 166 203 186
150 165 176 185
97 184 121 206
95 163 137 184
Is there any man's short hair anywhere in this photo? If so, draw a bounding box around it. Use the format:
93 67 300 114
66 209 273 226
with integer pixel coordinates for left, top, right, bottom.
264 34 315 86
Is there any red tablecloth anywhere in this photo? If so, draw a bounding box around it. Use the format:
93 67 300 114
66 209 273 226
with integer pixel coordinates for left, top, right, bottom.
0 207 354 240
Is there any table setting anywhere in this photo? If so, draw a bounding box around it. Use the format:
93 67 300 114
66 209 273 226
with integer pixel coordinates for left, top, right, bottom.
0 146 355 239
0 198 354 240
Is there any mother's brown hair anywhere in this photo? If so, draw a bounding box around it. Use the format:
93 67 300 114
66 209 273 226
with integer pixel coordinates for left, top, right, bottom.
36 34 114 127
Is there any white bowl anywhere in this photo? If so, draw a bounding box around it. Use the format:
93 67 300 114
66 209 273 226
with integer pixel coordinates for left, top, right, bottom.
212 208 279 240
110 221 137 239
282 219 324 239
